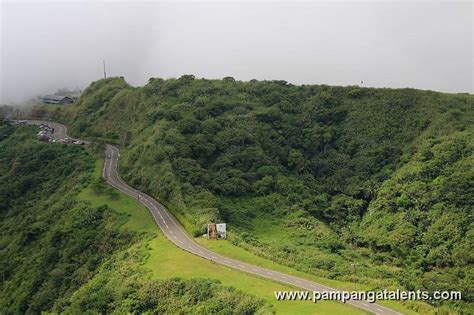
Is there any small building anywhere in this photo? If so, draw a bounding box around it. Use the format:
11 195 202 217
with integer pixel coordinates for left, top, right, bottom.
42 95 75 105
207 223 227 240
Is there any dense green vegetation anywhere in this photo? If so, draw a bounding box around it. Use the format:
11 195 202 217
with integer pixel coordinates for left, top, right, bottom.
66 253 264 315
0 122 266 314
0 122 106 313
77 159 361 315
64 76 473 313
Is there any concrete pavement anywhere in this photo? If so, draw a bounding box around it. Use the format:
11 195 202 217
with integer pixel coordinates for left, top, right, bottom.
103 147 401 315
25 120 402 315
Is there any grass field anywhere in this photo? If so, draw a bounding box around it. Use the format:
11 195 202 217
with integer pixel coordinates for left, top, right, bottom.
196 236 420 315
76 158 370 314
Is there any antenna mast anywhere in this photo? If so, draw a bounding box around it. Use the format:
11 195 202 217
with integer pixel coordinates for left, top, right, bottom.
103 60 107 79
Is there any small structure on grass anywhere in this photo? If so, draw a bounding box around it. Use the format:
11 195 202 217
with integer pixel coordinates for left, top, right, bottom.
207 223 227 240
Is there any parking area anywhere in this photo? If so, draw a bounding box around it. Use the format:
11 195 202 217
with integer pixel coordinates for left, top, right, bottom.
15 120 88 146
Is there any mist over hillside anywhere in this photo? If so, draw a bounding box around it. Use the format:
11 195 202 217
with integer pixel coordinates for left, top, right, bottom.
1 2 472 104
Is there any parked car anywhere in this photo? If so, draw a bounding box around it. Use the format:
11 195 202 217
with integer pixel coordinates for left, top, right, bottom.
59 138 71 144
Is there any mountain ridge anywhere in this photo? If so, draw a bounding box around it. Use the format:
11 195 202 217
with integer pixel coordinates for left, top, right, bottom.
59 76 473 313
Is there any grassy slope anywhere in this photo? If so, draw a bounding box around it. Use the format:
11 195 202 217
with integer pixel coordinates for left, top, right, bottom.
195 239 419 315
78 159 369 314
60 77 473 313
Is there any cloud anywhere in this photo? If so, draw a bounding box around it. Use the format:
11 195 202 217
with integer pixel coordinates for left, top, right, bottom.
1 1 472 104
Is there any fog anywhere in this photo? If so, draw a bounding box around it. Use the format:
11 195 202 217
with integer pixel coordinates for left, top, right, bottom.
1 1 472 104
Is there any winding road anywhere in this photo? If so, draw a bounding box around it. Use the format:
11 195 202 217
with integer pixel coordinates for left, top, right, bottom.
26 120 401 315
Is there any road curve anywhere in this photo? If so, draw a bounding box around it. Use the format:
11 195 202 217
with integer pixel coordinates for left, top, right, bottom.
25 119 88 144
26 120 401 315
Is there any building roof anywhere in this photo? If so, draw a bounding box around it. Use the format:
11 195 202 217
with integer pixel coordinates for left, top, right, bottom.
42 94 71 101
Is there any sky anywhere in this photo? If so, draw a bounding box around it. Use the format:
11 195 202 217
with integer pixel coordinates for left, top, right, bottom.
0 1 472 104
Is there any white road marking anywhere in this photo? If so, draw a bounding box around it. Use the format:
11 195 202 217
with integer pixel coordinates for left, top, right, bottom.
27 122 397 315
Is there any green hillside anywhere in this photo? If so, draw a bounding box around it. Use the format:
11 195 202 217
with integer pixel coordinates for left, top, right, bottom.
0 122 267 314
62 76 472 313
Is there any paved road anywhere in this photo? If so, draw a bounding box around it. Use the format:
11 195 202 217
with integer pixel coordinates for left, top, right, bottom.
26 120 401 315
25 120 88 144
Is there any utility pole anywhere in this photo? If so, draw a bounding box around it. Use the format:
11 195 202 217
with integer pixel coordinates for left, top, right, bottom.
103 60 107 79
